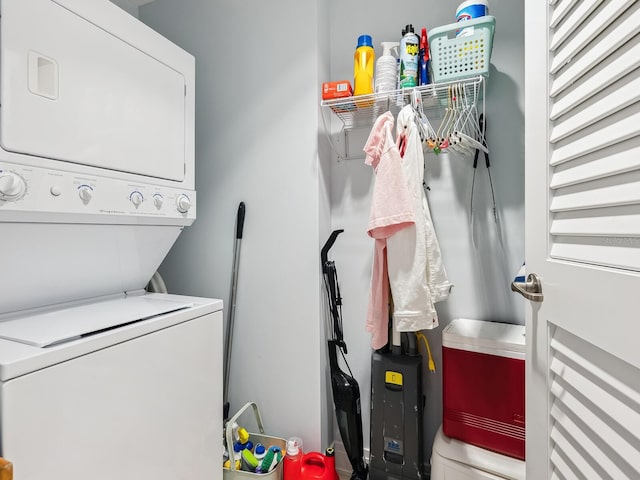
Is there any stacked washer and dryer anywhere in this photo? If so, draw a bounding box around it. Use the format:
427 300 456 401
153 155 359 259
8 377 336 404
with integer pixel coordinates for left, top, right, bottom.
0 1 223 479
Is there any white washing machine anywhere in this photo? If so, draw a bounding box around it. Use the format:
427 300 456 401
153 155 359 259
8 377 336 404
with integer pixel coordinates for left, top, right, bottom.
431 426 525 480
0 293 223 480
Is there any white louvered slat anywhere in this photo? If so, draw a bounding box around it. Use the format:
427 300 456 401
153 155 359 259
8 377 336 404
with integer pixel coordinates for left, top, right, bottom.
549 3 640 270
548 328 640 478
550 108 640 166
549 361 640 437
550 6 640 97
550 237 640 271
550 206 640 237
550 0 580 28
550 425 600 479
551 41 640 120
550 404 629 479
550 137 640 188
550 448 572 480
550 169 640 211
550 0 603 52
551 333 640 417
551 0 635 74
550 75 640 141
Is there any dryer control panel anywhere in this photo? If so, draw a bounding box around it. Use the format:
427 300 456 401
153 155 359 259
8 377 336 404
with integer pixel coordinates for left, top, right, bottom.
0 161 196 225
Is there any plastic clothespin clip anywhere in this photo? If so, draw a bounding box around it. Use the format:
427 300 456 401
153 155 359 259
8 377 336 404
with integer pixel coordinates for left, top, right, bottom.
411 88 422 109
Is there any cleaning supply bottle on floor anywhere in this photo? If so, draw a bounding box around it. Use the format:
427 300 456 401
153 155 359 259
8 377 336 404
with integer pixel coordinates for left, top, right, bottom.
254 443 267 465
375 41 400 94
353 34 375 96
223 442 242 470
259 446 283 474
283 437 304 480
399 24 419 88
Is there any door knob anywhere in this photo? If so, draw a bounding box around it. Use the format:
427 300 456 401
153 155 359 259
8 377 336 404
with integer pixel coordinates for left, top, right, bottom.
511 273 544 302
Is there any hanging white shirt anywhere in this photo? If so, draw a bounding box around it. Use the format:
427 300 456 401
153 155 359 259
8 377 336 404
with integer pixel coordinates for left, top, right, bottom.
387 104 453 331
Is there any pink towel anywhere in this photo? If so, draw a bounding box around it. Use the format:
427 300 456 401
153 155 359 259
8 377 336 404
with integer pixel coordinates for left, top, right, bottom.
364 112 415 349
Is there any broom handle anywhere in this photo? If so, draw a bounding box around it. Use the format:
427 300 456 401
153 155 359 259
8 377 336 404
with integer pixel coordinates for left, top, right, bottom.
223 202 245 417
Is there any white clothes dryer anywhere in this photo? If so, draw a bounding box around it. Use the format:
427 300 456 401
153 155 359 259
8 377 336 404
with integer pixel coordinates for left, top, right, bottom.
0 293 223 480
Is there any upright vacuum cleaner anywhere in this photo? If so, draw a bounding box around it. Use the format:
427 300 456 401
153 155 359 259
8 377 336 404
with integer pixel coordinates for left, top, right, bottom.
321 230 368 480
369 325 425 480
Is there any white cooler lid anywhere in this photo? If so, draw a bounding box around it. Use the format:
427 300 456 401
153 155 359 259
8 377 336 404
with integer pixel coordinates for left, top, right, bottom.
442 318 525 360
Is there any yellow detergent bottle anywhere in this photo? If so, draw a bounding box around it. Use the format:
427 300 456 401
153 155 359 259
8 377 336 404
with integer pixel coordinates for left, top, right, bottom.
353 34 375 106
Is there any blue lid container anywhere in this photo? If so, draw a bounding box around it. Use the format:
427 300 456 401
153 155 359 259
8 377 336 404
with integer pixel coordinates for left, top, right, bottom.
357 34 373 48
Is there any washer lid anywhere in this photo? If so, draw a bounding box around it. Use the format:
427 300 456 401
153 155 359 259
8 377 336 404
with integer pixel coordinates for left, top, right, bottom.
0 295 193 347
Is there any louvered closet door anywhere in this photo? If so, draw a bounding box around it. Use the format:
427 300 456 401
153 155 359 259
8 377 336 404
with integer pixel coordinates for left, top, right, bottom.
525 1 640 479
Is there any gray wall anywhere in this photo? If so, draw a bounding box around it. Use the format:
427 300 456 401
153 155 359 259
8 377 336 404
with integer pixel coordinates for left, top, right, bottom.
139 0 525 475
139 0 331 453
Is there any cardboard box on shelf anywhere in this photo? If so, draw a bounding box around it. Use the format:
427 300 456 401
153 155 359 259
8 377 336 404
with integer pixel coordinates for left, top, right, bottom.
322 80 353 100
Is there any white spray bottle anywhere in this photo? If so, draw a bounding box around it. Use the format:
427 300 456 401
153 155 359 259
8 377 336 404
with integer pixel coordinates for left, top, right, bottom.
375 41 400 94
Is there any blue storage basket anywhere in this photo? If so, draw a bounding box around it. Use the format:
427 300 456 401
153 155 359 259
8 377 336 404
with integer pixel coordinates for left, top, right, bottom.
428 16 495 83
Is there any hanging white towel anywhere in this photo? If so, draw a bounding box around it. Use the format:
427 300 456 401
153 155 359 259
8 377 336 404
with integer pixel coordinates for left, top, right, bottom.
387 105 453 332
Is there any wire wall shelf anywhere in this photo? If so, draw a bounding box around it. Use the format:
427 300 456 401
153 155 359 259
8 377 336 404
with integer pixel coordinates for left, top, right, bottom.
320 76 485 159
321 76 485 131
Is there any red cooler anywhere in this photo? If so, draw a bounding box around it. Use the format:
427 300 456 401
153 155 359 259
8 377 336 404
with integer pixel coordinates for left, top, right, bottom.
442 318 525 460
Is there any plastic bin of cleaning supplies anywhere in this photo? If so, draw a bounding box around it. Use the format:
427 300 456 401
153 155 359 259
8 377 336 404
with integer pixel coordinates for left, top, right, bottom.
224 402 287 479
428 15 495 83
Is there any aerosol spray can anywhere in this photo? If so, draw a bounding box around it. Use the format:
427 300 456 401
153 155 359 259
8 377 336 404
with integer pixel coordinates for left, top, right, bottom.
399 24 419 88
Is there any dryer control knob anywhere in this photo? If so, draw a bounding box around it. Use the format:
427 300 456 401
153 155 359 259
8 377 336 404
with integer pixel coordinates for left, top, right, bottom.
153 194 164 210
176 194 191 213
0 172 26 201
130 191 143 208
78 186 93 203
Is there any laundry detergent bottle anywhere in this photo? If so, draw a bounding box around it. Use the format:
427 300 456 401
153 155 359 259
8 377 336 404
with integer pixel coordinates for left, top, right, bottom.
298 448 339 480
353 34 375 96
283 437 304 480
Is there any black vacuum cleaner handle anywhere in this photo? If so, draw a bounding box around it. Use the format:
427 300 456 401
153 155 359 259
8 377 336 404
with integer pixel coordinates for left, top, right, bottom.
236 202 246 239
321 229 344 270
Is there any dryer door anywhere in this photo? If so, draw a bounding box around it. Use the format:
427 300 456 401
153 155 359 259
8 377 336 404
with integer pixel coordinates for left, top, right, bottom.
0 0 187 182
